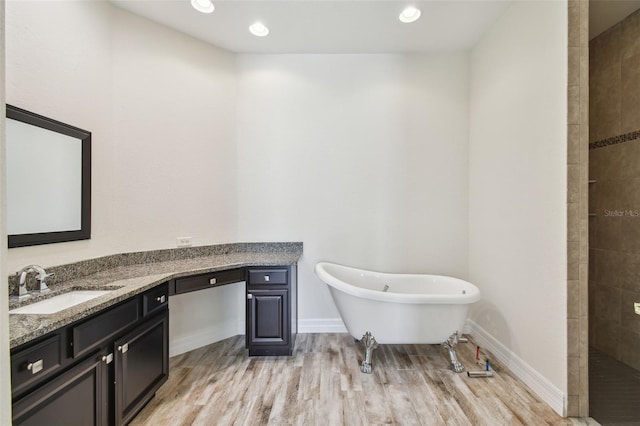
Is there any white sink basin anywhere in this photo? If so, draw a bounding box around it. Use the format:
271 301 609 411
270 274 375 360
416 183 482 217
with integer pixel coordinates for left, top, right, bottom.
9 290 112 315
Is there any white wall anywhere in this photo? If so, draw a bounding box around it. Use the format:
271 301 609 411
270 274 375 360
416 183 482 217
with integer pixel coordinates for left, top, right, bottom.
6 0 112 271
109 9 237 254
468 0 568 410
236 54 470 323
169 282 245 356
0 0 11 422
5 1 241 357
5 1 237 273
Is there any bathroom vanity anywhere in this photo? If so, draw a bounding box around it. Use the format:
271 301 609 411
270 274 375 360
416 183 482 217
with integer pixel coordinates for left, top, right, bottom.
11 284 169 426
8 242 301 425
169 265 297 356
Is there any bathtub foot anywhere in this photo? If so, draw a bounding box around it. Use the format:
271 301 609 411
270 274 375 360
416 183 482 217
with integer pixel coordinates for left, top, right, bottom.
443 331 466 373
360 332 378 374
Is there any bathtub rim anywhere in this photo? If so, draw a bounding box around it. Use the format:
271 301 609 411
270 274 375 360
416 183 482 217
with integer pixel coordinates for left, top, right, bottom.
315 261 480 305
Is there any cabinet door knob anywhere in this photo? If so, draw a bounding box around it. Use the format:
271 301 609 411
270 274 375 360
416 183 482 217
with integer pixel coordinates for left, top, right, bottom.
101 353 113 364
209 277 217 285
27 359 43 374
118 343 129 354
247 293 253 300
156 295 166 303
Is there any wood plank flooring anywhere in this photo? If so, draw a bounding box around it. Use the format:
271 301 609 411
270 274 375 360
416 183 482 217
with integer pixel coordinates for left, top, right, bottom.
131 333 598 425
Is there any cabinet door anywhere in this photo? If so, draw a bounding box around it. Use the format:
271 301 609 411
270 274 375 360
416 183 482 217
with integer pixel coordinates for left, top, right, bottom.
114 311 168 426
12 351 109 426
247 289 289 346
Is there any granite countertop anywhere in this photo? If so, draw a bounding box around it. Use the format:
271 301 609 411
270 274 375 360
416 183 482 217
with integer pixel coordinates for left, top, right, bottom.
8 242 302 349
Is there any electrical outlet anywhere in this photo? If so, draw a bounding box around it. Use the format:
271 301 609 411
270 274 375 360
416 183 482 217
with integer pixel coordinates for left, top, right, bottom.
635 302 640 316
176 237 193 248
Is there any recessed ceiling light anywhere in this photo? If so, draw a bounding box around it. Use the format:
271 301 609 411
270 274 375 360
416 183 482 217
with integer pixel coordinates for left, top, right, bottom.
249 22 269 37
191 0 214 14
399 6 421 23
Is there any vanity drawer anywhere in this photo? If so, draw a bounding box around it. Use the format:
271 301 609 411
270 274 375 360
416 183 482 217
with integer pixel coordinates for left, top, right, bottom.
143 282 169 317
174 268 245 295
248 268 288 285
11 334 62 396
72 299 140 358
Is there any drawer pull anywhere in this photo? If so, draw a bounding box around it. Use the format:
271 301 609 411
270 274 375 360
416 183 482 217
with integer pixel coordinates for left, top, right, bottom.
27 359 44 374
118 343 129 354
101 353 113 364
209 278 217 285
264 275 270 282
156 295 166 304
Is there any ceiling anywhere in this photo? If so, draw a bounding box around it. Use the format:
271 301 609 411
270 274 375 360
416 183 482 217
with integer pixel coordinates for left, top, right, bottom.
110 0 512 54
590 0 640 39
111 0 640 53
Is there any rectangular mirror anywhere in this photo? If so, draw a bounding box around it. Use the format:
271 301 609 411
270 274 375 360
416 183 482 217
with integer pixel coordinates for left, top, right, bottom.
6 105 91 248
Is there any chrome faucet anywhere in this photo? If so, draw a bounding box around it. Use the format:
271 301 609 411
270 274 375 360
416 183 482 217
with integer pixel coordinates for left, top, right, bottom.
14 265 54 300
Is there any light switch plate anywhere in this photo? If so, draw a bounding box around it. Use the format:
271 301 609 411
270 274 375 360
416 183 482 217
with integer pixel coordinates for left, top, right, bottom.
635 302 640 315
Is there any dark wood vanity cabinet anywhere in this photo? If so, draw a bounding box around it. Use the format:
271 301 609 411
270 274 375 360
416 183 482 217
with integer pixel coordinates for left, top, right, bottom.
114 311 168 426
11 262 299 424
11 283 169 426
11 349 110 426
246 266 297 356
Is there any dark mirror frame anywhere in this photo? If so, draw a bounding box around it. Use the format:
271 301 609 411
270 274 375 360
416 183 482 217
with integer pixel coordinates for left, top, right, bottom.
6 104 91 248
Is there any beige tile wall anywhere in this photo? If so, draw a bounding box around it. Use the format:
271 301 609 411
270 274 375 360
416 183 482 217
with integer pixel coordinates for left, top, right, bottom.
590 10 640 143
588 0 640 393
567 0 589 417
590 143 640 368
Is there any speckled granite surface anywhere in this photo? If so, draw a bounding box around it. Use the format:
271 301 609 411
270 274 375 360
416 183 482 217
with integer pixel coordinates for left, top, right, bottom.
8 242 302 349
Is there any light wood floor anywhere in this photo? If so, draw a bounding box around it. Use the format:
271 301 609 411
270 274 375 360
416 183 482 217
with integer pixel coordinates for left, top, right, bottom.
131 333 598 425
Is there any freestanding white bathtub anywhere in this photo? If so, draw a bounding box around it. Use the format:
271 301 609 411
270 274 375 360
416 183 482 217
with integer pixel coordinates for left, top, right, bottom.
314 262 480 345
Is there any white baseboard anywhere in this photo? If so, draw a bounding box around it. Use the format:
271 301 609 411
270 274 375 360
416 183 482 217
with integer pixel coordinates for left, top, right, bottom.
466 319 565 416
462 322 473 335
170 318 346 356
298 318 347 333
170 320 245 357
